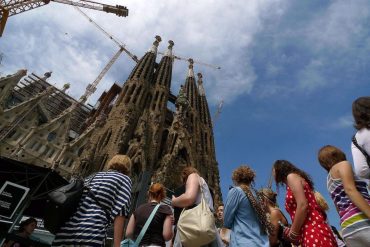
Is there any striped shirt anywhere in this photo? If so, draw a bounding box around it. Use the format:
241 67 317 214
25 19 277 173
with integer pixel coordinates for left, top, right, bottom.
52 170 132 247
327 172 370 238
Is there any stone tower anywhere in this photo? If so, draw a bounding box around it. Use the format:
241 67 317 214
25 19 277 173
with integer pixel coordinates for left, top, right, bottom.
79 36 162 173
79 36 221 203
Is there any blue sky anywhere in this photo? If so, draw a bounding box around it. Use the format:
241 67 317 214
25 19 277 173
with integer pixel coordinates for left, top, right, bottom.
2 0 370 228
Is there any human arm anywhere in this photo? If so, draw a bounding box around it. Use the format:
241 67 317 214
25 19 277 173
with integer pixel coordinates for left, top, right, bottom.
268 210 281 246
287 173 308 234
125 214 136 239
113 215 126 247
223 187 241 229
171 173 199 208
162 215 174 241
351 141 370 179
338 161 370 218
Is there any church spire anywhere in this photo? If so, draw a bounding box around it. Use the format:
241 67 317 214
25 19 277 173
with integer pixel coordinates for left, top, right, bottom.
148 35 162 54
187 58 195 78
197 73 205 96
197 73 212 128
128 35 162 81
184 59 198 109
164 40 174 57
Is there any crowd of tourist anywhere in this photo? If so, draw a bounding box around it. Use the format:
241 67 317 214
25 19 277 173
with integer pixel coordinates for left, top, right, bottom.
6 97 370 247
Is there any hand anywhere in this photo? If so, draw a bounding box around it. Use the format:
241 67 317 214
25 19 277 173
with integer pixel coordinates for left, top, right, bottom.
283 227 300 246
170 214 175 225
171 195 176 206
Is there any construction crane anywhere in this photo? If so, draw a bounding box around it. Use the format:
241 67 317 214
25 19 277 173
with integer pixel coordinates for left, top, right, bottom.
158 51 221 70
212 99 224 125
79 47 123 103
76 7 220 70
0 0 128 36
75 7 138 63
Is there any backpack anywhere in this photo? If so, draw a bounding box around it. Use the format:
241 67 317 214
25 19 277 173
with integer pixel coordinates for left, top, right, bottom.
44 178 85 234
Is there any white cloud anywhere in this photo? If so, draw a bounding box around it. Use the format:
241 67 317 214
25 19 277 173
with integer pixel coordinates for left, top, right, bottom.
306 0 370 50
1 0 289 105
298 59 325 91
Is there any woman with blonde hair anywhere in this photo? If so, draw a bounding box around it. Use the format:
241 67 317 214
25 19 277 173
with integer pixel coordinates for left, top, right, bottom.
224 165 272 247
259 188 290 247
53 155 133 247
314 191 346 247
318 145 370 246
126 183 173 247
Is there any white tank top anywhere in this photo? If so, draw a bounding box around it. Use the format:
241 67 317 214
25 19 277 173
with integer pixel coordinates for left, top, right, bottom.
195 177 214 212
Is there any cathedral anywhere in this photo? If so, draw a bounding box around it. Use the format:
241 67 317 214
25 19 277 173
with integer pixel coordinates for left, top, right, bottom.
0 36 222 205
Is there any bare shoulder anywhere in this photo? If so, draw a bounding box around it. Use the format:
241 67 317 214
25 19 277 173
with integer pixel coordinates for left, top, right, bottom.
270 208 281 218
287 173 303 183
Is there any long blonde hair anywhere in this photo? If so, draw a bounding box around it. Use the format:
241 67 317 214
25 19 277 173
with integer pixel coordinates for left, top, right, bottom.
314 191 329 212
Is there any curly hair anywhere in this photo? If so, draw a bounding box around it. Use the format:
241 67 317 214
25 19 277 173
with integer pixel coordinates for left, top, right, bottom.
148 183 166 202
318 145 347 172
232 165 255 185
107 155 131 175
273 160 314 189
181 166 199 184
353 96 370 130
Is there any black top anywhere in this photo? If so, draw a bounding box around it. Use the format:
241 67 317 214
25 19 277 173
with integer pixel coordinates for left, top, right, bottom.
133 202 172 247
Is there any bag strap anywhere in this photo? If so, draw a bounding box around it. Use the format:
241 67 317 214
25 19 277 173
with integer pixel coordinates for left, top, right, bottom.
352 135 370 168
134 203 161 246
86 172 111 220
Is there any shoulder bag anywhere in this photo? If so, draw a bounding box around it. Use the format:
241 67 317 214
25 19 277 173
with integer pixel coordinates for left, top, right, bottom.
44 173 109 234
177 176 216 246
121 203 161 247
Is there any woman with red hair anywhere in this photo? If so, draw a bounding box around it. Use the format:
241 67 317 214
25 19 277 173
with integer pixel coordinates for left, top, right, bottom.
126 183 173 247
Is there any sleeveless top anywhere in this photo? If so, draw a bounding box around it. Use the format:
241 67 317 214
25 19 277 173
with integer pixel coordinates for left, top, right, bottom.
285 182 337 247
327 172 370 238
194 177 214 212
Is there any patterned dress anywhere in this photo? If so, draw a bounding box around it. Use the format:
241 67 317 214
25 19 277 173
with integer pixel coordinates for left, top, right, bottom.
285 182 337 247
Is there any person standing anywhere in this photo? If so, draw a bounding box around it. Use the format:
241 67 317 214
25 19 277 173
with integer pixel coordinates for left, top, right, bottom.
224 165 271 247
52 155 132 247
125 183 173 247
318 145 370 246
272 160 337 247
314 191 346 247
171 166 221 247
259 188 290 247
351 96 370 180
215 204 230 247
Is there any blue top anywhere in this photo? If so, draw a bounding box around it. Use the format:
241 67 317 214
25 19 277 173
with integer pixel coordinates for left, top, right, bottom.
52 171 132 247
224 186 269 247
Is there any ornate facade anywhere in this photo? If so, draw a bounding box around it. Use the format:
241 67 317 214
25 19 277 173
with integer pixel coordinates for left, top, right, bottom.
0 36 221 204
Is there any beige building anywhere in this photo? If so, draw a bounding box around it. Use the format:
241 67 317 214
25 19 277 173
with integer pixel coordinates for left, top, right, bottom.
0 36 222 204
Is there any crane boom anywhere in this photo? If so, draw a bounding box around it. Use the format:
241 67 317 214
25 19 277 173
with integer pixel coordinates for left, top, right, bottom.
0 0 128 36
75 7 139 63
158 51 221 70
79 47 123 103
53 0 128 16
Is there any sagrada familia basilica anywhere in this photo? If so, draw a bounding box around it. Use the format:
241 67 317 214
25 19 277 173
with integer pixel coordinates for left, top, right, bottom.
0 36 221 204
